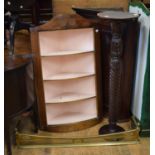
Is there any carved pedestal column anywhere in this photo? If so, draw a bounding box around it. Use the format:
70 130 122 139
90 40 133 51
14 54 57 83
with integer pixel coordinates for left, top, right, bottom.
97 11 139 134
99 22 124 134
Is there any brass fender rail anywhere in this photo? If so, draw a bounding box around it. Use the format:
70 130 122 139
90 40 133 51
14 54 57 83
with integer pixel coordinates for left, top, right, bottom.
16 117 140 148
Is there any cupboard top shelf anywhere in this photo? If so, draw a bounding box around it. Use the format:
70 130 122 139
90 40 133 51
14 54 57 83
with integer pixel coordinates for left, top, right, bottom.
39 28 95 56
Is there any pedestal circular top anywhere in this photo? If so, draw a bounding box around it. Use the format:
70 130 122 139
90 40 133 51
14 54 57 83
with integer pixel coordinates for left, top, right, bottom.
97 11 139 20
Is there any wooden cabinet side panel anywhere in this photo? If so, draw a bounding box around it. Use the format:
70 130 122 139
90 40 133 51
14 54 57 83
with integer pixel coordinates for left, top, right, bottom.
30 31 47 130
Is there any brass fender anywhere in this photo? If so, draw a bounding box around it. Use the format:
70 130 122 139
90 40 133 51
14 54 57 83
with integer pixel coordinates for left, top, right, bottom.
16 116 140 148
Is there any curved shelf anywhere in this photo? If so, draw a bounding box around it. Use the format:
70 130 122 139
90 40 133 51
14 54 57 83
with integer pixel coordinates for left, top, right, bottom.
39 28 95 56
41 53 96 79
43 72 95 80
41 50 94 56
46 98 97 125
45 93 96 103
44 76 96 103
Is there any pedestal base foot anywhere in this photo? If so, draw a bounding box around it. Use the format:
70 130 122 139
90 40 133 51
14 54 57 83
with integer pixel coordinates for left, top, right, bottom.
99 124 125 135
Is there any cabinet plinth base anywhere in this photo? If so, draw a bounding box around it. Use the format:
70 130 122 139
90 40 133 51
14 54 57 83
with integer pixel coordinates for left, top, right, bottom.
99 124 125 135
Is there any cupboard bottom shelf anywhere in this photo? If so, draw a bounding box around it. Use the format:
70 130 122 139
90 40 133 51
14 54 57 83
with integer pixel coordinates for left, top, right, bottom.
46 99 97 124
45 118 101 132
44 98 100 132
47 111 97 125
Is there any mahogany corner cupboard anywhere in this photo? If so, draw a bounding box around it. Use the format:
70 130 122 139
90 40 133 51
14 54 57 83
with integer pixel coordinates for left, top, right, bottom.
30 15 103 132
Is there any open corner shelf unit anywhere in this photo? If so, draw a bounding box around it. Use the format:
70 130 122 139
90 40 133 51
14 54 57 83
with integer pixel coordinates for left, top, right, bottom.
31 25 102 132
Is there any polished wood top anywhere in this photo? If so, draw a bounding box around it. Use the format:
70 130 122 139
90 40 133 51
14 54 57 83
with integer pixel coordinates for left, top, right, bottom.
97 11 139 21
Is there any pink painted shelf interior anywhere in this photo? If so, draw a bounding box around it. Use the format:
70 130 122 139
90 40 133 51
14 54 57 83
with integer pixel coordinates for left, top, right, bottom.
39 28 98 125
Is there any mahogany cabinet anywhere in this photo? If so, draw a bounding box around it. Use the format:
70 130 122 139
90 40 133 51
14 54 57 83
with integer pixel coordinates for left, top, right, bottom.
30 15 103 132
